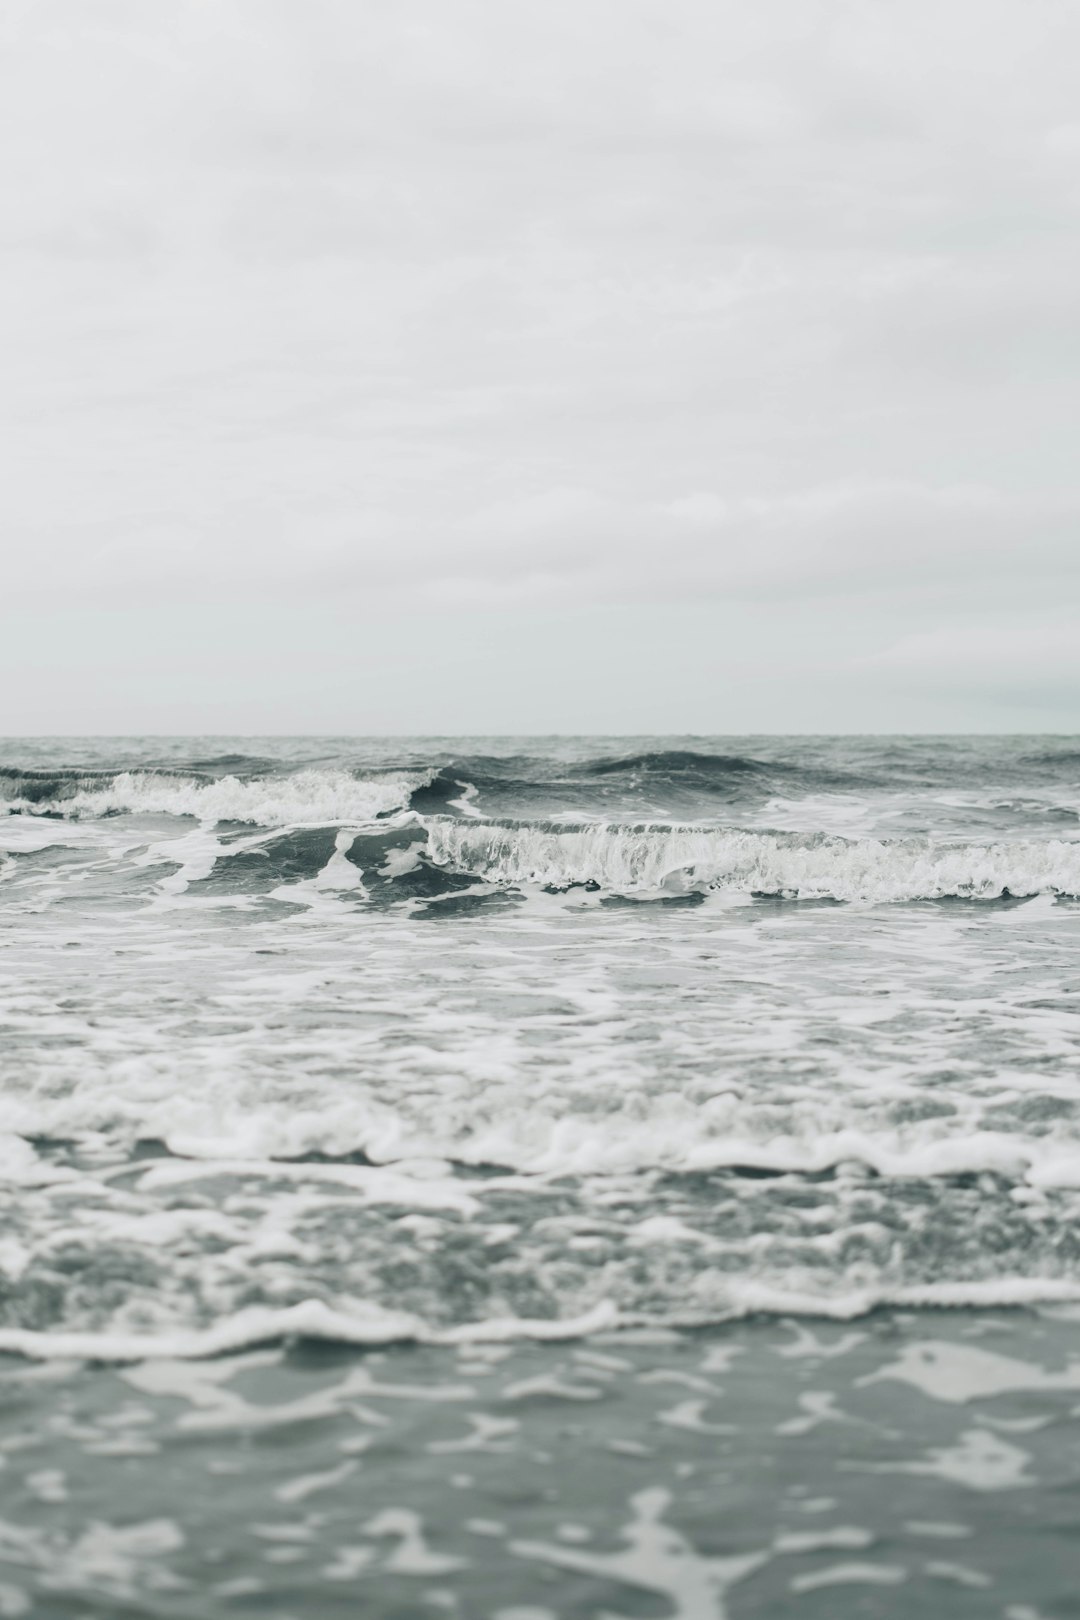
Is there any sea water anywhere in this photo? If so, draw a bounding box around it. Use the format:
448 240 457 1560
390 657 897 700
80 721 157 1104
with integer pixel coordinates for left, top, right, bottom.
1 735 1079 1616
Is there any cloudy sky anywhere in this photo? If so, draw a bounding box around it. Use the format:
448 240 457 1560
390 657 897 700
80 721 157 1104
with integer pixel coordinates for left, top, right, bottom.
2 0 1078 733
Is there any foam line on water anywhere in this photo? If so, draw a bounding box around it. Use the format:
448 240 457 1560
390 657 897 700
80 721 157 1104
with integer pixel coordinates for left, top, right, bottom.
5 1285 1080 1364
7 1100 1080 1188
0 1300 620 1363
126 1156 483 1214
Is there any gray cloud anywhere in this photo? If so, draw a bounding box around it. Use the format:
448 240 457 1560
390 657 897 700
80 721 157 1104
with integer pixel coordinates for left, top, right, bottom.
1 0 1077 731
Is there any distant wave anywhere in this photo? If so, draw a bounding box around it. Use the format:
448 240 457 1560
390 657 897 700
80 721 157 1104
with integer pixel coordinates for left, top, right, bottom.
1 753 851 824
404 753 793 814
579 749 777 778
1 767 430 825
8 745 1075 829
570 747 880 792
0 765 203 807
402 751 880 822
1020 748 1080 769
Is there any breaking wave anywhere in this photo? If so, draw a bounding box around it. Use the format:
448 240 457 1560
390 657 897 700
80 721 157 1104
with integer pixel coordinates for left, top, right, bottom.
422 820 1080 903
6 780 1080 901
2 767 430 826
0 765 192 807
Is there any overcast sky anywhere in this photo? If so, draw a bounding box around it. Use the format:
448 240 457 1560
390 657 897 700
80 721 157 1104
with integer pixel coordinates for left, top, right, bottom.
2 0 1078 733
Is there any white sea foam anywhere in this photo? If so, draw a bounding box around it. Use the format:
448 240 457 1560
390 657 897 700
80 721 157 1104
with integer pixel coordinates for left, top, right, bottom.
860 1340 1080 1403
422 821 1080 902
0 1300 620 1363
129 1155 485 1215
511 1486 770 1619
851 1426 1034 1491
5 738 1080 1364
789 1563 907 1592
5 1281 1080 1364
4 769 427 826
6 1014 1080 1187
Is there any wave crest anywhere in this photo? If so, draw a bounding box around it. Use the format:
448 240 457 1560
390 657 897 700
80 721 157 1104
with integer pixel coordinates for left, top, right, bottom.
423 820 1080 902
2 768 430 826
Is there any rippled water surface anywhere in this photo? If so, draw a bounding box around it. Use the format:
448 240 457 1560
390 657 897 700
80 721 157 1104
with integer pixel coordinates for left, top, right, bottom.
2 735 1079 1615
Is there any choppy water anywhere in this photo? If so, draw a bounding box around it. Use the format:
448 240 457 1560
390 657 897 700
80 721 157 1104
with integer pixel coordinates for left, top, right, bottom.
2 735 1080 1615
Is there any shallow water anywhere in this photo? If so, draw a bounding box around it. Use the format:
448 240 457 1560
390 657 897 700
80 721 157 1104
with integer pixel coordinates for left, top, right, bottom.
3 1311 1080 1616
2 735 1079 1613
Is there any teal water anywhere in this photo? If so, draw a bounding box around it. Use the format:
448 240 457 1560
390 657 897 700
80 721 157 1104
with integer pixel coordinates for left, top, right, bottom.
2 737 1079 1613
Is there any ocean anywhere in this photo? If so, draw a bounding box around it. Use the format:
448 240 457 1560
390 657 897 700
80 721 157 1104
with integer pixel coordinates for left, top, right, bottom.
2 734 1079 1617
